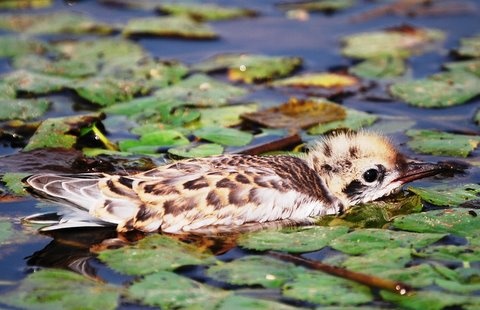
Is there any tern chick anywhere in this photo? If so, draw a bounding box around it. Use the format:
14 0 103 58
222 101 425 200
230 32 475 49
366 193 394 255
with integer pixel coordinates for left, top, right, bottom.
25 131 452 233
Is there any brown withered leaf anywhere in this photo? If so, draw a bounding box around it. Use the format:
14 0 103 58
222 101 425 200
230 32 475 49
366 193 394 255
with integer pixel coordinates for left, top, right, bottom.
242 97 346 129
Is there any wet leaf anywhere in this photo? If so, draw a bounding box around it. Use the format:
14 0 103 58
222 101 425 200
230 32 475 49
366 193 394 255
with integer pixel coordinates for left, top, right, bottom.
276 0 355 12
0 0 51 9
392 208 480 237
193 54 302 83
406 129 480 157
74 77 143 107
193 127 253 146
99 234 215 276
408 183 480 207
0 99 50 121
0 35 51 58
207 256 301 288
308 108 377 134
413 245 480 263
127 271 227 309
0 81 16 99
168 143 224 158
242 97 346 129
272 72 359 88
13 55 97 78
381 290 480 310
133 107 201 129
0 11 113 35
283 271 373 306
123 16 217 39
329 229 446 255
456 34 480 58
2 70 72 94
350 56 406 78
238 226 348 253
1 269 120 310
23 113 104 151
0 220 15 245
154 74 248 107
218 295 298 310
390 71 480 108
341 26 445 59
444 60 480 77
1 172 30 196
189 104 258 129
118 130 190 154
159 3 257 21
103 97 183 118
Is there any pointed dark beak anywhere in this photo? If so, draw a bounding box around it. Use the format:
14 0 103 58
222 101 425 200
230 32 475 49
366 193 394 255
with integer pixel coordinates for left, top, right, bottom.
394 160 468 184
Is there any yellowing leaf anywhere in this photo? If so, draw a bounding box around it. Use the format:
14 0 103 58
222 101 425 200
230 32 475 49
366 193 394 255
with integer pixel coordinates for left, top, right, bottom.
272 73 359 88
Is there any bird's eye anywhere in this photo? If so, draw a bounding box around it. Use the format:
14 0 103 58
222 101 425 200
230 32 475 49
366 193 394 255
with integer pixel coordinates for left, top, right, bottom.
363 169 379 183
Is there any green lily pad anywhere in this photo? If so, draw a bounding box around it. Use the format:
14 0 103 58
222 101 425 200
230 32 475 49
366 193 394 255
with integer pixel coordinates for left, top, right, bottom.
444 60 480 77
1 172 30 196
207 256 301 288
1 269 120 310
159 3 257 21
390 71 480 108
74 77 144 107
187 104 257 129
408 183 480 207
381 290 480 310
350 56 406 79
0 99 50 121
0 11 113 35
456 34 480 58
282 271 373 306
13 55 97 78
276 0 355 12
168 143 224 158
98 234 216 275
413 245 480 263
193 126 253 146
406 129 480 157
272 72 359 88
329 229 446 255
341 26 445 59
0 81 16 99
238 226 348 253
132 105 200 127
118 130 190 154
0 35 51 58
193 54 302 83
0 220 15 245
2 70 72 94
103 96 183 117
123 16 217 39
218 295 298 310
0 0 52 9
392 208 480 237
308 108 377 134
127 271 227 309
23 113 104 151
154 74 248 107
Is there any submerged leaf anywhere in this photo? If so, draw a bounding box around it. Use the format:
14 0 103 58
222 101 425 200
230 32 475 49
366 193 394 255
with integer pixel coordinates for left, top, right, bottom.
408 183 480 207
406 129 480 157
0 220 15 245
168 143 224 158
194 127 253 146
308 108 377 134
0 99 50 121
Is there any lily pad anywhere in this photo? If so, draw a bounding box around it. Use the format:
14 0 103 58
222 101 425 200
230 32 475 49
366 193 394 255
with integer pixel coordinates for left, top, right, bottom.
413 245 480 263
408 183 480 207
242 97 346 129
98 234 216 275
1 269 120 310
168 143 224 158
0 11 113 35
308 108 377 134
272 72 359 88
159 3 257 21
118 130 190 154
238 226 348 253
0 81 16 99
341 26 445 59
406 129 480 157
444 60 480 77
390 71 480 108
0 35 51 58
218 295 298 310
456 34 480 58
103 96 183 117
392 208 480 237
350 56 406 78
74 77 144 107
329 228 446 255
207 256 301 288
1 172 30 196
0 0 52 9
154 74 248 107
276 0 355 12
13 55 97 78
189 104 258 129
0 99 50 121
193 126 253 146
2 70 72 94
282 271 373 306
381 290 480 310
123 16 217 39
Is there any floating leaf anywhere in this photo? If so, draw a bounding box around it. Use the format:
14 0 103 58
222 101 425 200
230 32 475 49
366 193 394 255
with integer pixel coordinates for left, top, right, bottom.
272 72 359 88
392 208 480 237
444 60 480 77
0 81 16 99
1 172 30 196
118 130 189 154
23 113 103 151
207 256 301 288
408 183 480 207
99 234 215 276
103 97 183 117
341 26 445 59
159 3 257 21
194 126 253 146
308 108 377 134
238 226 348 253
406 129 480 157
74 77 143 107
350 56 406 78
0 0 52 9
0 99 50 121
390 71 480 108
2 70 72 94
413 245 480 263
1 269 120 310
242 97 346 129
123 16 217 39
381 290 480 310
283 271 373 306
168 143 224 158
0 35 51 58
331 248 412 274
218 295 298 310
329 228 446 255
13 55 97 78
456 34 480 58
276 0 355 12
189 104 258 128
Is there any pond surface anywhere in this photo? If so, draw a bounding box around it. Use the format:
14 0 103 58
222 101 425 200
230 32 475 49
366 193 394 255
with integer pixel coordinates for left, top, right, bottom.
0 0 480 309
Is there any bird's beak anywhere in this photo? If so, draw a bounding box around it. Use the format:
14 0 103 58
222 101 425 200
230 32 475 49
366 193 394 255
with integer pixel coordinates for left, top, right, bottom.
394 160 467 184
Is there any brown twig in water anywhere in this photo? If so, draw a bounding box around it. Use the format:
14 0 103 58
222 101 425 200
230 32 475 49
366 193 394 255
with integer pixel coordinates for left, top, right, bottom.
269 251 413 295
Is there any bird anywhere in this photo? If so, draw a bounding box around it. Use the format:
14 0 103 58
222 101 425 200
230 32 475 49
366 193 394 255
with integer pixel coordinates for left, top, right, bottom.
24 131 454 234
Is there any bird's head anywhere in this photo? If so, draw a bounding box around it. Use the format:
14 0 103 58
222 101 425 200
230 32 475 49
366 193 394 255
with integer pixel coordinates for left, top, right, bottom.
306 131 453 207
